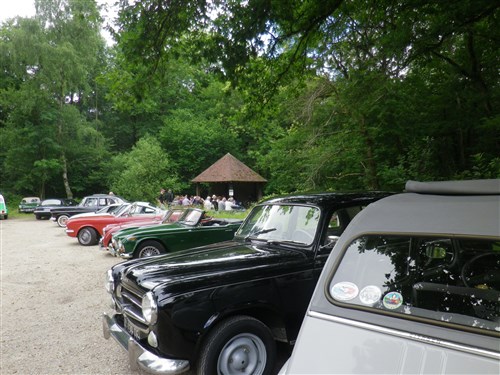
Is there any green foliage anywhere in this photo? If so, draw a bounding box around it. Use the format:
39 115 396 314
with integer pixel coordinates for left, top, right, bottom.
106 135 181 203
1 0 498 201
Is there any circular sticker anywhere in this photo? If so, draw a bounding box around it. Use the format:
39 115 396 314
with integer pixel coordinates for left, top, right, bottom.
331 281 359 301
383 292 403 310
359 285 382 306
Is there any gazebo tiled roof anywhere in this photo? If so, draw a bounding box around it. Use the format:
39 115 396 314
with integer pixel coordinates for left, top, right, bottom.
192 153 267 183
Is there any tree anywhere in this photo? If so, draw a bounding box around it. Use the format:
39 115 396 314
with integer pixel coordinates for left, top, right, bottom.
106 135 180 203
0 0 111 197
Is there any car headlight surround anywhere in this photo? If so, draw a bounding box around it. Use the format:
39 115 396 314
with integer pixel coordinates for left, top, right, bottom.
105 269 114 294
142 292 158 325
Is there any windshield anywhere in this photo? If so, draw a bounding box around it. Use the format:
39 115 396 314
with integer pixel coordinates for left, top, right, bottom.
235 204 321 245
112 204 131 216
178 209 203 226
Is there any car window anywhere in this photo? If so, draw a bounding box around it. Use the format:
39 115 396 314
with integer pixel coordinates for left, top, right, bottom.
235 204 320 245
84 198 98 207
42 199 60 206
329 235 500 332
323 206 365 246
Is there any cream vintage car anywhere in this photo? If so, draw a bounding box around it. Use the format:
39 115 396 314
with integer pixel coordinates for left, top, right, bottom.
281 179 500 375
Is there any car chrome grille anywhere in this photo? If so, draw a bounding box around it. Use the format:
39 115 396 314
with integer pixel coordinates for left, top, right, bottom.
116 279 149 339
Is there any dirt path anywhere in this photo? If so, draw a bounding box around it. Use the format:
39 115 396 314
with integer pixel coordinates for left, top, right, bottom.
0 216 137 374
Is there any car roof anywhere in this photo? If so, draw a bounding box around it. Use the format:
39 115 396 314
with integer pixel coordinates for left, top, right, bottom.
261 191 391 208
342 179 500 238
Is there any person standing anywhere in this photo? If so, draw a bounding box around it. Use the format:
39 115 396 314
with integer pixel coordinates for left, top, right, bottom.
182 195 191 206
158 188 167 208
218 197 226 211
165 189 174 206
204 196 213 211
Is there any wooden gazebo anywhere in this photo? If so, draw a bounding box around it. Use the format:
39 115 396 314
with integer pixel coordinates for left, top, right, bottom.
191 153 267 205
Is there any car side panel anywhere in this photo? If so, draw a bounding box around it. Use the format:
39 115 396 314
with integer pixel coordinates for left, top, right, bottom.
286 314 499 374
138 224 240 253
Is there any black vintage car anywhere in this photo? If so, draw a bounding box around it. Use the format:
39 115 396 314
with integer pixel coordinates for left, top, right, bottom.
33 198 78 220
103 191 390 375
50 194 126 227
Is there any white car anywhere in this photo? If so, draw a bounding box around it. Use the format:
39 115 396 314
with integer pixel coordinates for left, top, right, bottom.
281 179 500 375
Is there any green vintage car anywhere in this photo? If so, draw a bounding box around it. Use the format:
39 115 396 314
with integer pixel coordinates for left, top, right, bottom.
18 196 41 213
110 208 243 259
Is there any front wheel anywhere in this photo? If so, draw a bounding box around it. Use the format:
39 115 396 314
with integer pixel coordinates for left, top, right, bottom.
35 214 41 220
57 215 69 227
134 240 166 258
197 315 276 375
78 227 98 246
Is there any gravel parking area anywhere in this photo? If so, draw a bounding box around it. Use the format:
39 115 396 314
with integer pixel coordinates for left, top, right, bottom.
0 216 137 374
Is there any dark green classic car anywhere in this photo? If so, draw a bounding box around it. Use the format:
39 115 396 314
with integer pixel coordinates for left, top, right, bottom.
109 208 243 258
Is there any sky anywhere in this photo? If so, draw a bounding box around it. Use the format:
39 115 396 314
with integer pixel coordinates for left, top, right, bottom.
0 0 36 21
0 0 117 43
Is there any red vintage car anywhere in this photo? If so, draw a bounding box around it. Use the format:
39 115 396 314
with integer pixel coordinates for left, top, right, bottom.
65 202 164 246
99 208 184 251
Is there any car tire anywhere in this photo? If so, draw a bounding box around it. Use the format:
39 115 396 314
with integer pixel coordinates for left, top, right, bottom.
57 215 69 227
35 214 41 220
197 315 276 375
78 227 98 246
135 241 166 258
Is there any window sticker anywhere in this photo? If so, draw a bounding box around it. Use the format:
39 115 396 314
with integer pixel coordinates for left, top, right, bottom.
382 292 403 310
331 282 359 301
359 285 382 306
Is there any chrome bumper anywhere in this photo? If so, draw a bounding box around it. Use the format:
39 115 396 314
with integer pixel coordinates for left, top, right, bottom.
102 312 190 375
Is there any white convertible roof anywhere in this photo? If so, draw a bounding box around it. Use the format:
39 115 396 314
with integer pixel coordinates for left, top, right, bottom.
344 180 500 238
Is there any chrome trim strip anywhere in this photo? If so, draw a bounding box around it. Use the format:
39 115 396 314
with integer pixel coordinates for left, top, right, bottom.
121 290 142 308
123 307 148 326
308 311 500 360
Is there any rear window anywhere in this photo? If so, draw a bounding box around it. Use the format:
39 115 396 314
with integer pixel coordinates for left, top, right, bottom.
329 236 500 333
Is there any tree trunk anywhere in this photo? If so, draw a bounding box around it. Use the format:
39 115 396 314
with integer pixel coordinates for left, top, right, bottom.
61 153 73 199
359 116 379 190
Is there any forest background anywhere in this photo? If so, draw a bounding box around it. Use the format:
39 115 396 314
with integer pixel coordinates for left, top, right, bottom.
0 0 498 206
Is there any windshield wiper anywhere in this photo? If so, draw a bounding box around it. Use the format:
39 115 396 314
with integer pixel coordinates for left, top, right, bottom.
245 228 277 241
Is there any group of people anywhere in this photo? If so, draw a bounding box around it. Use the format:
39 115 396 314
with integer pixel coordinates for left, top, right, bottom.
158 189 240 211
157 188 174 209
201 195 239 211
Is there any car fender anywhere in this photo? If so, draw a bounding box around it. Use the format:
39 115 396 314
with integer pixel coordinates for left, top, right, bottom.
132 236 168 253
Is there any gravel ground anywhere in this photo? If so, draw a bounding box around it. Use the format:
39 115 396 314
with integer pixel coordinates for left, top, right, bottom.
0 216 137 374
1 216 290 375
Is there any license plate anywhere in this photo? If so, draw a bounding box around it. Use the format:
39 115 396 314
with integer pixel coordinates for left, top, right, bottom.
124 318 141 340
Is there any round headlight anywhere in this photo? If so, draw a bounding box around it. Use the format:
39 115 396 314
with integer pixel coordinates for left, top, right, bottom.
105 269 114 294
142 292 158 325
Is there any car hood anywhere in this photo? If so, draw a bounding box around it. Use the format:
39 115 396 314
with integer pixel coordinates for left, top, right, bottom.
118 240 310 298
70 212 113 220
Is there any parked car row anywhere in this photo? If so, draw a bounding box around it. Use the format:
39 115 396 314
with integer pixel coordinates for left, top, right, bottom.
50 194 126 227
103 190 392 374
101 179 499 375
22 180 500 374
